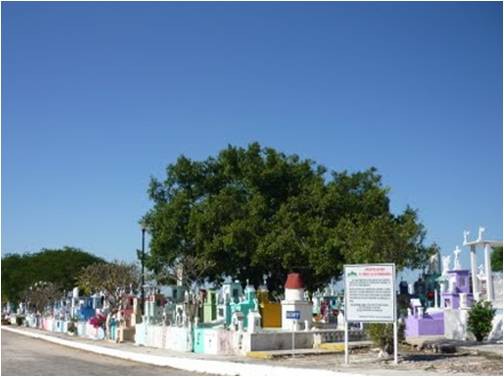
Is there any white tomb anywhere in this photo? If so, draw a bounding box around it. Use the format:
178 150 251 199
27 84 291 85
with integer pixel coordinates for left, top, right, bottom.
281 273 313 331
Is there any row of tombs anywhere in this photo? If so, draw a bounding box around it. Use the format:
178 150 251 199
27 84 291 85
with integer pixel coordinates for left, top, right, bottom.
12 273 367 355
401 229 503 342
8 228 503 354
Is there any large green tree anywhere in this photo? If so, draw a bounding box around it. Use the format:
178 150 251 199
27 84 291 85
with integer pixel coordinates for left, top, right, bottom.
143 143 436 293
1 247 104 305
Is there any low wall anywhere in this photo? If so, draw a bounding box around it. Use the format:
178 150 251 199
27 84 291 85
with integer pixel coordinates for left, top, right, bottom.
312 329 365 345
54 320 68 333
444 308 473 341
166 326 193 352
41 318 55 332
135 324 367 355
194 328 239 355
134 323 146 346
77 322 87 338
77 321 105 340
20 314 366 356
145 324 163 348
492 273 503 309
488 311 503 341
21 315 104 340
244 329 366 353
245 331 313 352
194 328 364 355
134 323 193 352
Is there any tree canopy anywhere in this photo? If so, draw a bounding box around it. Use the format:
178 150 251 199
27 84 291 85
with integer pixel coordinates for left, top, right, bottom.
23 281 62 314
142 143 436 293
1 247 104 304
491 246 503 272
76 261 140 310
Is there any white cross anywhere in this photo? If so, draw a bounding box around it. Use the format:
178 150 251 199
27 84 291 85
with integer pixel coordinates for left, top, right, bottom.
478 226 486 241
453 246 462 270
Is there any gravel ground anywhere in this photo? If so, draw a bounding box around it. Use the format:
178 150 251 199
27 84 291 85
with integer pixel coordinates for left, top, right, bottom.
263 345 503 376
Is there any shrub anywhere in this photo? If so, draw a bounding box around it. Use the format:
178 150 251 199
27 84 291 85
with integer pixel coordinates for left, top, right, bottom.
15 316 24 326
67 321 77 334
467 300 495 342
365 323 405 355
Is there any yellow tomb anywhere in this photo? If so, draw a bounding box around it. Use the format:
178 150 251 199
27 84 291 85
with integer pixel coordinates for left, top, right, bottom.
257 287 281 328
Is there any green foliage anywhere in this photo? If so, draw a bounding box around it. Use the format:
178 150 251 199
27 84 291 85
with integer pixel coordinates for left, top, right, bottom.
491 246 502 272
397 293 411 318
67 321 77 334
143 143 436 293
467 300 496 342
366 323 404 354
1 247 104 305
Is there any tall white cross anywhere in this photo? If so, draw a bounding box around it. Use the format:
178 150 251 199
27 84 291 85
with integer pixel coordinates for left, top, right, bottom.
478 226 486 241
463 230 470 245
453 245 462 270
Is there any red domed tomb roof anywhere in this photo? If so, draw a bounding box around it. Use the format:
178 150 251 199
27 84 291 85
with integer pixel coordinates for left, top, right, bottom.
284 273 304 289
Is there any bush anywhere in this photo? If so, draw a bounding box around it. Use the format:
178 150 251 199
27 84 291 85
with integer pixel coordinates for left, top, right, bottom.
467 300 495 342
67 321 75 333
15 316 24 326
365 323 405 355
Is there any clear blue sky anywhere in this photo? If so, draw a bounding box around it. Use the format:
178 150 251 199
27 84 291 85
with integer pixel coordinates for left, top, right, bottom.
2 2 502 277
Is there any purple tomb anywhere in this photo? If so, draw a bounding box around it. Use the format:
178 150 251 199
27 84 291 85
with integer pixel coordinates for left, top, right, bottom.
405 310 444 336
441 270 473 310
406 269 474 337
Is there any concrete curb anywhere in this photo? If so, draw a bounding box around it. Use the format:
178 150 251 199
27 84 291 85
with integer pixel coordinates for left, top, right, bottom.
2 326 359 376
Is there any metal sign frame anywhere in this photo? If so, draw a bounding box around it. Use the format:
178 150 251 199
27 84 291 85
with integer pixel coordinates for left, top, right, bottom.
343 263 398 365
344 263 396 323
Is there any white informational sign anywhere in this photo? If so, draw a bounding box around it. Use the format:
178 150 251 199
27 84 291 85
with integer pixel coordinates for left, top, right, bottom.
344 264 396 322
343 263 398 365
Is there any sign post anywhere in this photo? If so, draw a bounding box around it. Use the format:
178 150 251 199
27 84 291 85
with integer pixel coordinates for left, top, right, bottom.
286 310 300 358
344 316 349 364
393 320 398 364
344 263 397 365
291 319 298 358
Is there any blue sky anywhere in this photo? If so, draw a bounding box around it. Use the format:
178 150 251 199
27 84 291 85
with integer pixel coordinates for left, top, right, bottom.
2 2 502 279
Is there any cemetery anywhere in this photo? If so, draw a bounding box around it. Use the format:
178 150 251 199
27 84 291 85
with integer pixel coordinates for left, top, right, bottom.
2 227 502 363
4 271 365 356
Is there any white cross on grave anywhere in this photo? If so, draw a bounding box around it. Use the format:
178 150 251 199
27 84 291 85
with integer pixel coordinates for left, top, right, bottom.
453 246 462 270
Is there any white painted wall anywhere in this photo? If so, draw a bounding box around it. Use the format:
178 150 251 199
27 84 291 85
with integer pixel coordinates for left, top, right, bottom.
281 302 312 330
444 309 472 340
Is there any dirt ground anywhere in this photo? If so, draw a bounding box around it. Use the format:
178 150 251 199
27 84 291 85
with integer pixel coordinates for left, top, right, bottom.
388 349 502 375
267 345 504 375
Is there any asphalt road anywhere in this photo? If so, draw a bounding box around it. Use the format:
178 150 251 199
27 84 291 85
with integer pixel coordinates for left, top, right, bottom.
1 330 202 375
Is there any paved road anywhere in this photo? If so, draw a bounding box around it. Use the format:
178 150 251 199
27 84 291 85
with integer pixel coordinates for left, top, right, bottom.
1 330 202 375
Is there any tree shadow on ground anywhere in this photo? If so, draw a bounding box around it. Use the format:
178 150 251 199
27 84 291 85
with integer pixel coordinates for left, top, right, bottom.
401 353 469 362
